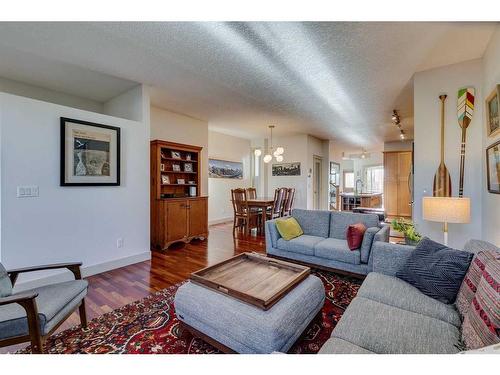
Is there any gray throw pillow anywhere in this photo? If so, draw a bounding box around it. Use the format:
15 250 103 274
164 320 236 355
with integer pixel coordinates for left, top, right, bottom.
396 237 473 304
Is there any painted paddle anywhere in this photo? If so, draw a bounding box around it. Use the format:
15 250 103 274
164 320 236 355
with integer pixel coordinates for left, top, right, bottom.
433 94 452 197
457 87 475 197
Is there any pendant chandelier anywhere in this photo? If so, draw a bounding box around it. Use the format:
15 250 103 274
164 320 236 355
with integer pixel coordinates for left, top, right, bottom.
254 125 284 163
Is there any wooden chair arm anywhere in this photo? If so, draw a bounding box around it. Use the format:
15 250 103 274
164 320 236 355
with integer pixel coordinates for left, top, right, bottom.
8 262 83 286
0 291 43 352
0 291 39 307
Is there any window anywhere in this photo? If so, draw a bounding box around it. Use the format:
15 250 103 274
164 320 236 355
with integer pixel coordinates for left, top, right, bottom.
343 170 354 191
365 165 384 193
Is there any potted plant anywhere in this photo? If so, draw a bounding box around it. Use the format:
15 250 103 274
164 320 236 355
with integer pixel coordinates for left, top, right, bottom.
391 218 422 246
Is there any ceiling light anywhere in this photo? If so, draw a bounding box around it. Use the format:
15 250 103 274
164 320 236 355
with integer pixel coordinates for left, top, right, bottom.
254 149 262 157
263 125 285 163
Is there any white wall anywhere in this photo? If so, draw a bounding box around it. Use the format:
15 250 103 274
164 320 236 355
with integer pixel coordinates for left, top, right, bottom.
0 93 150 289
481 26 500 246
208 131 251 224
103 85 146 122
150 106 209 196
0 76 104 113
414 59 484 248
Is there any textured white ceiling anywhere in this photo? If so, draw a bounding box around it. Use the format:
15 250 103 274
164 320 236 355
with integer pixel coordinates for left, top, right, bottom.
0 22 496 146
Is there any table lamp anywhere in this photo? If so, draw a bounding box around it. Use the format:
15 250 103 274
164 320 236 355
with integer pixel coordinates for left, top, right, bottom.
422 197 470 246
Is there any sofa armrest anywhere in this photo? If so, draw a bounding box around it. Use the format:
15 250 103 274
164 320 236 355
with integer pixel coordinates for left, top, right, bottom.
371 241 415 277
374 224 390 243
265 219 282 250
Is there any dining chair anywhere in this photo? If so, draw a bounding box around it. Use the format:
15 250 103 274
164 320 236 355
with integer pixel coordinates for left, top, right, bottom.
267 187 287 220
231 188 259 236
282 188 296 216
246 187 257 199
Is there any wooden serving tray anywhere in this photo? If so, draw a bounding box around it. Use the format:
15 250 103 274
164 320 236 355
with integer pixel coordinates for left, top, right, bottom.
190 253 310 310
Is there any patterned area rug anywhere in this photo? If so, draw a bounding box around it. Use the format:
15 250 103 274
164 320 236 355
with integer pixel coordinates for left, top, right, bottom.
17 271 361 354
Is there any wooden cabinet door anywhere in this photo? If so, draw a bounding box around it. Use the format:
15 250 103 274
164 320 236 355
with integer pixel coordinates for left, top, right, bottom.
166 200 188 243
188 198 208 237
384 153 399 216
398 152 412 217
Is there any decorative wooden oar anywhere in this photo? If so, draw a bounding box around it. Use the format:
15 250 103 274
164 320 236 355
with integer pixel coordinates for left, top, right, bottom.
457 87 475 197
433 94 452 197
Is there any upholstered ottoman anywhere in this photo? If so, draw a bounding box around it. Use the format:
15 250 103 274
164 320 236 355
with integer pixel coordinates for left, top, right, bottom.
174 275 325 353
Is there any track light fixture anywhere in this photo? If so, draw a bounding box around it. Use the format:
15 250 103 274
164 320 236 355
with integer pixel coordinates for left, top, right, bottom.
391 109 406 141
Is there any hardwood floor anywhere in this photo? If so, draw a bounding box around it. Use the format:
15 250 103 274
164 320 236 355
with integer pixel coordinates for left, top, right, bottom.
1 223 265 353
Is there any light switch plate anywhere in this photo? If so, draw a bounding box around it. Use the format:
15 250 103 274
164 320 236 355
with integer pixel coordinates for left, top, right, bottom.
17 185 39 198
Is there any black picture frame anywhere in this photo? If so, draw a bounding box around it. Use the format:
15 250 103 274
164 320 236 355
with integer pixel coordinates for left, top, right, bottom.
60 117 121 186
486 139 500 194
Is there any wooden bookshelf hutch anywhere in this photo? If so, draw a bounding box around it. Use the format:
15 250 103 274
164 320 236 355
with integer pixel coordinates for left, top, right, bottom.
150 140 208 250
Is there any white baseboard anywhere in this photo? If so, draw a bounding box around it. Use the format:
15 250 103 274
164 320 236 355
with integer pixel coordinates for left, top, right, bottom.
209 217 233 226
13 251 151 292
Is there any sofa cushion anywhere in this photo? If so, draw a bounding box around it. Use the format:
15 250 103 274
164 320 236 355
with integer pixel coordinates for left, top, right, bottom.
0 263 12 298
396 237 473 304
331 297 461 354
319 337 374 354
456 251 498 319
329 211 379 240
314 238 361 265
291 209 330 237
275 217 303 241
346 223 366 250
358 273 461 327
276 235 323 256
462 259 500 350
0 280 88 340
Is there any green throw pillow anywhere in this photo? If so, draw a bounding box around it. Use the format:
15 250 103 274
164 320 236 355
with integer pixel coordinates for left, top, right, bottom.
275 217 304 241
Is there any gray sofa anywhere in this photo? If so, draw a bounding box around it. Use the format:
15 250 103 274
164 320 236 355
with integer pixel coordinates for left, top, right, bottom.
319 239 500 354
265 209 389 276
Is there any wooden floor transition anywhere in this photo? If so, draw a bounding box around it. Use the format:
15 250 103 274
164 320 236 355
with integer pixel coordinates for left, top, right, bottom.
1 222 266 353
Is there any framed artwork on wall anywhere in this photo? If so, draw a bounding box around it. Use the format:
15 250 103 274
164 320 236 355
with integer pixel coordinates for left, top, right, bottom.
208 159 243 179
60 117 120 186
272 162 301 176
486 85 500 138
486 140 500 194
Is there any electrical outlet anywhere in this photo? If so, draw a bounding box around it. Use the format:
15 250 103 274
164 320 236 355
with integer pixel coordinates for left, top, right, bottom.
117 238 123 248
17 185 39 198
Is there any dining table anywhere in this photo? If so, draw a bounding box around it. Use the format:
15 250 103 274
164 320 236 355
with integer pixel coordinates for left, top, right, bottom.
246 197 275 233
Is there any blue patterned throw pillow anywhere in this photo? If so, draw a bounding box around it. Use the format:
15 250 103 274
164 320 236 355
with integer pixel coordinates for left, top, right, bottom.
396 237 474 304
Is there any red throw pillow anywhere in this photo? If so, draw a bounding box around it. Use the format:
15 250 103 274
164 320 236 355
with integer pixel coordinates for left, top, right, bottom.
346 223 367 250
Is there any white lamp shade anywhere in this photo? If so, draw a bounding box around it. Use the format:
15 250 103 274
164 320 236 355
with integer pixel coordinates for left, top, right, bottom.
263 154 272 163
276 147 284 155
254 149 262 157
422 197 470 224
276 155 284 162
273 150 280 157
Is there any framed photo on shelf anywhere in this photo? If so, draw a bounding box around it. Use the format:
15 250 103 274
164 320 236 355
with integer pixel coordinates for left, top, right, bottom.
161 175 170 185
184 163 193 172
188 180 195 185
172 164 181 172
486 140 500 194
60 117 120 186
177 178 186 185
171 151 182 159
160 163 165 171
486 85 500 138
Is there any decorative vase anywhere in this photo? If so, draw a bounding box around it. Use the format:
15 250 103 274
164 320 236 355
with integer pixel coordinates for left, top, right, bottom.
404 235 419 246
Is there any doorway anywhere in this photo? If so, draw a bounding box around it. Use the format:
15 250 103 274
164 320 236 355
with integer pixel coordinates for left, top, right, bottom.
313 156 322 210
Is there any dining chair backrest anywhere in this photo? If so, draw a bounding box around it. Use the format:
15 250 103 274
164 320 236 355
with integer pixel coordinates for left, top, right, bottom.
283 188 296 216
231 188 249 216
246 187 257 200
271 188 287 218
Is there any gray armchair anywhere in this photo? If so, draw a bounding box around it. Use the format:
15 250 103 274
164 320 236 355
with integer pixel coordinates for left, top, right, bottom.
0 261 88 353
